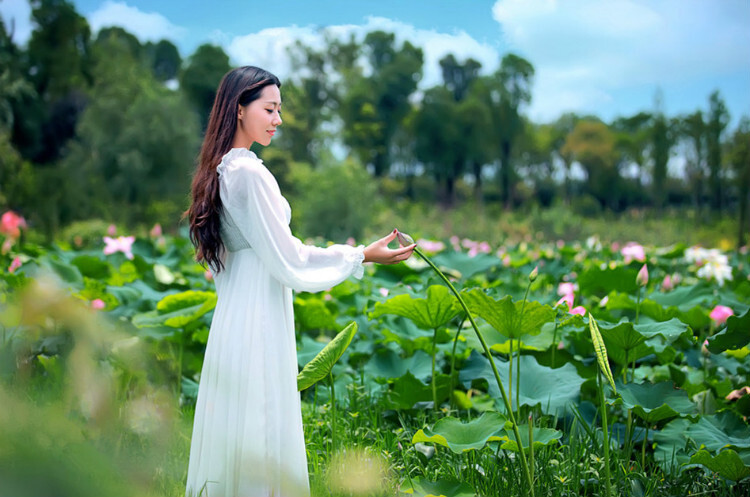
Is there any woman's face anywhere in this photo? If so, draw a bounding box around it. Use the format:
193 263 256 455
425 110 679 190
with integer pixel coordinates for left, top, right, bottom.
235 84 282 148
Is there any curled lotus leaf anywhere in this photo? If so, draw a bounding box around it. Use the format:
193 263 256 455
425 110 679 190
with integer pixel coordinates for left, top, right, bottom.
297 321 357 391
588 313 616 394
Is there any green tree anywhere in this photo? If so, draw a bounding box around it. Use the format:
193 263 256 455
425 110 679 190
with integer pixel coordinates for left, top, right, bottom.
478 54 534 208
180 44 231 130
340 31 422 177
650 111 672 210
415 86 463 205
145 39 181 82
707 90 730 211
727 117 750 248
554 113 582 204
60 35 200 227
562 120 621 210
277 40 337 165
24 0 92 162
678 110 707 213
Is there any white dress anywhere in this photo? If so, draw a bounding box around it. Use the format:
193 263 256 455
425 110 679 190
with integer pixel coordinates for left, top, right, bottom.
185 148 365 497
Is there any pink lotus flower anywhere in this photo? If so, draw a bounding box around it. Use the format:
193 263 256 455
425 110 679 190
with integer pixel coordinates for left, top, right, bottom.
449 236 461 251
710 305 734 326
90 299 106 310
558 282 578 297
346 237 356 246
107 224 117 236
417 239 445 253
636 264 649 287
621 242 645 264
378 287 389 297
204 269 214 281
1 211 27 238
149 223 162 238
8 256 22 273
662 274 674 292
556 294 574 310
570 306 586 316
103 236 135 260
599 295 609 307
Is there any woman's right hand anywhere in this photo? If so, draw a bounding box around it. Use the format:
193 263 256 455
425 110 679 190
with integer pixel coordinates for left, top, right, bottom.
363 229 416 264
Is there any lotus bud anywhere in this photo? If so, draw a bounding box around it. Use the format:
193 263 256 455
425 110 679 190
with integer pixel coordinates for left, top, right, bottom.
396 230 414 246
528 265 539 282
636 264 649 287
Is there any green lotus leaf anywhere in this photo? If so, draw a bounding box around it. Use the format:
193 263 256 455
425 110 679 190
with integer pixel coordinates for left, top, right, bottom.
594 318 691 366
463 289 555 339
499 425 563 453
294 296 337 331
431 251 499 279
690 449 750 482
707 309 750 354
370 285 461 330
606 291 710 330
364 349 433 381
653 418 692 473
132 290 216 328
71 255 112 280
617 381 697 423
578 264 639 296
459 351 585 416
297 321 357 391
685 411 750 452
411 412 508 453
385 371 453 410
399 477 477 497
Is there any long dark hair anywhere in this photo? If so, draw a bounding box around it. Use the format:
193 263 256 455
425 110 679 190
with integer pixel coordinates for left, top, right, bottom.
187 66 281 272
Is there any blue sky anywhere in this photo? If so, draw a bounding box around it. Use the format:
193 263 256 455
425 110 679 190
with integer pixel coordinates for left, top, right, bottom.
2 0 749 127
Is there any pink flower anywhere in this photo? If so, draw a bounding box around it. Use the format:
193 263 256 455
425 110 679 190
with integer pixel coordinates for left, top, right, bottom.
346 237 356 246
636 264 649 287
107 224 117 236
557 282 577 297
449 235 461 251
103 236 135 260
478 241 491 254
556 294 574 310
8 256 22 273
204 269 214 281
621 242 645 264
599 295 609 307
1 211 27 238
710 305 734 326
149 223 162 238
570 306 586 316
662 274 674 292
417 239 445 253
90 299 106 310
378 287 389 297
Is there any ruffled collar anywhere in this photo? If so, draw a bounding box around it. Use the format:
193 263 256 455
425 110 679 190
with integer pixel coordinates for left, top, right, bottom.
217 148 258 176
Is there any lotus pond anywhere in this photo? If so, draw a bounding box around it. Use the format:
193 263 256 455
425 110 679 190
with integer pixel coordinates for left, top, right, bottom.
1 228 749 497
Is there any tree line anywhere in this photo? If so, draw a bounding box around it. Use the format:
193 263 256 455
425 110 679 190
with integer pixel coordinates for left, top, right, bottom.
1 0 748 245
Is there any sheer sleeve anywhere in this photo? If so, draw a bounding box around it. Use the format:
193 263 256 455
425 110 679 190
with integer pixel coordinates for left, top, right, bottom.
218 155 365 293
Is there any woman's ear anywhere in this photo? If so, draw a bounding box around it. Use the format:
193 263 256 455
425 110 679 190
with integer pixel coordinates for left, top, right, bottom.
237 105 244 121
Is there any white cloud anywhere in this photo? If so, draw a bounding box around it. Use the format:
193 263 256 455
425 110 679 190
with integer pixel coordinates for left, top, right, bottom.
88 1 186 43
0 0 33 46
492 0 750 122
226 16 502 89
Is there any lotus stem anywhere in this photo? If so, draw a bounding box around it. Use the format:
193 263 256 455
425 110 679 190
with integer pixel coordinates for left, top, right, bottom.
528 414 535 487
412 246 536 497
598 370 613 497
432 327 438 412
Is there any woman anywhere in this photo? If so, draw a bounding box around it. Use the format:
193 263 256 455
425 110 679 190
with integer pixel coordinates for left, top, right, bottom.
185 66 415 497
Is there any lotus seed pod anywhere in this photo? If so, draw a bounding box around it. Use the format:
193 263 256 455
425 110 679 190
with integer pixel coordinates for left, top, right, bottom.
396 230 414 246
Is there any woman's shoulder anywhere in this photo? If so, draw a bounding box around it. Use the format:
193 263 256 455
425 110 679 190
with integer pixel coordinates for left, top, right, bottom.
217 148 269 180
